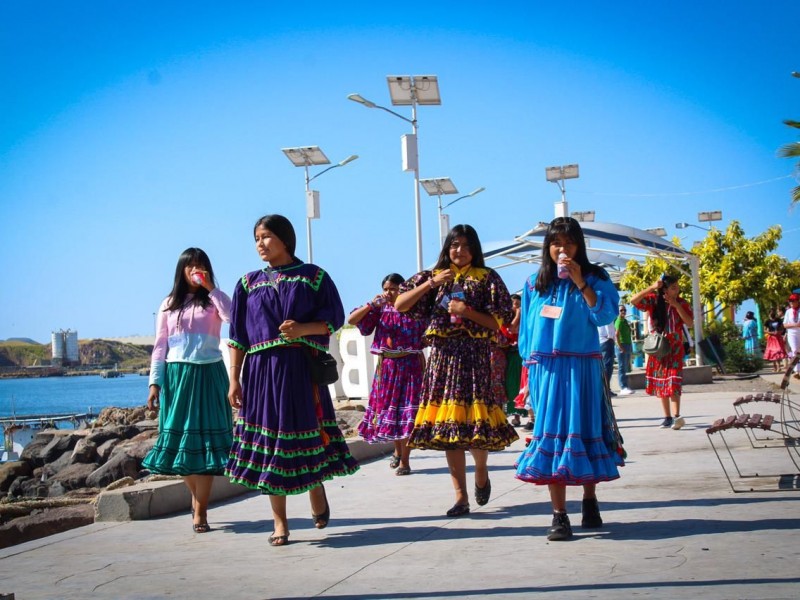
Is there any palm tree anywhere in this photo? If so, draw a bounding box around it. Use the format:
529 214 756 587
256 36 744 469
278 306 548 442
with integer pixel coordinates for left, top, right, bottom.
779 71 800 206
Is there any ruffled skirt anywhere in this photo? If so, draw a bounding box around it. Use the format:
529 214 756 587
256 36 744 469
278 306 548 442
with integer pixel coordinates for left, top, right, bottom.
358 353 424 443
225 346 359 495
142 361 233 476
408 336 519 451
645 333 685 398
515 354 623 485
764 335 788 361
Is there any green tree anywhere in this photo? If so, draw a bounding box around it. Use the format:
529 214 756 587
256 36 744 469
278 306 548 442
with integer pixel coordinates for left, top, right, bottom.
619 221 799 320
778 71 800 206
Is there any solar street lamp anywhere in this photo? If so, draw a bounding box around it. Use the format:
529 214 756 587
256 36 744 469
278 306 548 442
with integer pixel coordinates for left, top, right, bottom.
281 146 358 263
546 164 579 218
348 75 441 271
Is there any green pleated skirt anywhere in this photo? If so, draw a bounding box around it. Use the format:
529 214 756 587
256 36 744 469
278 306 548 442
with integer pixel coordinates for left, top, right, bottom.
142 361 233 476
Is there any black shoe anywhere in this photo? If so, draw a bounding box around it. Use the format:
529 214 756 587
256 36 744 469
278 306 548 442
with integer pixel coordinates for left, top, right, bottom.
547 512 573 541
475 479 491 506
446 503 470 517
581 497 603 528
523 421 534 431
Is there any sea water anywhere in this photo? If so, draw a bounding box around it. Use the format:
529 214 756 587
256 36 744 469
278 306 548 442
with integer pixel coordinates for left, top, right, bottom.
0 375 148 419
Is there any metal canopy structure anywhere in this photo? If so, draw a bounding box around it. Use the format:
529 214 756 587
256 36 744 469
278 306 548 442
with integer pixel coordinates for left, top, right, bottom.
484 221 705 365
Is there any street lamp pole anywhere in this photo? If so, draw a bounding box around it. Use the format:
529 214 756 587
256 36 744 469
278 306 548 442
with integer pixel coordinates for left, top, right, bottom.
282 147 358 263
348 75 441 272
441 187 486 246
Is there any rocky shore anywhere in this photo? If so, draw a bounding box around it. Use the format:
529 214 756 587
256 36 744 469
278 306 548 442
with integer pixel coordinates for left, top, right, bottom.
0 404 364 549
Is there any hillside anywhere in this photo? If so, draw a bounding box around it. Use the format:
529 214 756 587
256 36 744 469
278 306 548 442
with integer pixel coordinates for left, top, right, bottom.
0 339 152 369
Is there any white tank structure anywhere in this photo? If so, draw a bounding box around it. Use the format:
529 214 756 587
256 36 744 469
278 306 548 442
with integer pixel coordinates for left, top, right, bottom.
64 329 79 363
51 329 80 366
51 331 65 366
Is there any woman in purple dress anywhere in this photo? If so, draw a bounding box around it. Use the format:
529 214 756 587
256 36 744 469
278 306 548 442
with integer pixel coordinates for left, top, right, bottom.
225 214 359 547
395 224 518 517
348 273 426 475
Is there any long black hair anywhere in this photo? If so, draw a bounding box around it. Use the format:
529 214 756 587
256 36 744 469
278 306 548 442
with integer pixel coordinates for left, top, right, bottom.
164 248 216 312
253 214 298 260
433 224 486 270
653 274 678 333
534 217 608 293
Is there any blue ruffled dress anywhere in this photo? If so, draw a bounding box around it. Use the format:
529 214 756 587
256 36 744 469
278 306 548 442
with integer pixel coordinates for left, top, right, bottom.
514 270 624 485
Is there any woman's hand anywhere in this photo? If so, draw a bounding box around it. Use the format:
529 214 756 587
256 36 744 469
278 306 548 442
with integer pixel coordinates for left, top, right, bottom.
228 380 242 409
146 385 160 410
430 269 454 288
279 320 306 340
191 269 215 292
371 293 386 307
448 298 468 316
562 258 585 287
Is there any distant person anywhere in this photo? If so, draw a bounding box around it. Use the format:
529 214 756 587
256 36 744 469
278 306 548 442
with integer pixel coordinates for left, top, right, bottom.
741 311 759 355
143 247 233 534
395 224 518 517
630 275 694 430
225 214 359 547
514 217 624 541
614 306 634 395
598 322 616 395
763 309 788 372
504 294 527 426
348 273 426 475
783 294 800 379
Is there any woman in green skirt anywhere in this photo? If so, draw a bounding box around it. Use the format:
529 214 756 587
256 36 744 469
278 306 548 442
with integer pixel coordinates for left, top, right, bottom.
142 248 233 533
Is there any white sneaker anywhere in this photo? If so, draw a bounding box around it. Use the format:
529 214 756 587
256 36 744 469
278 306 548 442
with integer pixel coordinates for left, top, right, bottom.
618 388 634 396
672 416 685 430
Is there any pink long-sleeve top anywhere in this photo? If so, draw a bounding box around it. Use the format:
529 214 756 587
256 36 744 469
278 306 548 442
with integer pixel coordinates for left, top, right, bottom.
149 288 232 387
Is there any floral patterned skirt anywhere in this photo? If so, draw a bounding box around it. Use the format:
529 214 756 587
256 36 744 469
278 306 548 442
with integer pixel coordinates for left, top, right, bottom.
408 336 519 451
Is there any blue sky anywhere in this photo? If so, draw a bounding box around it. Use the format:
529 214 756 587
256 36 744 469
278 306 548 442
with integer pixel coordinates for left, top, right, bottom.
1 1 798 343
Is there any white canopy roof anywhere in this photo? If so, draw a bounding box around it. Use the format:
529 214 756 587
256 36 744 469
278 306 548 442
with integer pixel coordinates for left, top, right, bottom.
484 221 689 273
483 221 704 364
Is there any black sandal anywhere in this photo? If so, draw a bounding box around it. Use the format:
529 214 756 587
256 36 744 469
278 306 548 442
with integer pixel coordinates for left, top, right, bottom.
475 479 491 506
445 503 470 517
268 534 290 547
192 521 210 534
389 454 401 469
312 485 330 529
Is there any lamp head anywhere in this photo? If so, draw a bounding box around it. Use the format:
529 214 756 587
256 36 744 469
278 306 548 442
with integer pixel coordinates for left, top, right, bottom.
339 154 359 166
675 222 689 229
468 187 486 197
347 93 376 108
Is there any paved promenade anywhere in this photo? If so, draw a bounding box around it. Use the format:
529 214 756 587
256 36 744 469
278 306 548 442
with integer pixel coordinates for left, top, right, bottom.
1 373 799 599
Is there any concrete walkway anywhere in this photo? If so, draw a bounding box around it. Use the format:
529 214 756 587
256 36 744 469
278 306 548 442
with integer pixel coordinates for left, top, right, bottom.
1 374 799 599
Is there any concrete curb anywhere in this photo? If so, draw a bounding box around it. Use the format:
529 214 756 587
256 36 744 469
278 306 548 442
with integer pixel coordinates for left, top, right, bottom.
94 438 392 521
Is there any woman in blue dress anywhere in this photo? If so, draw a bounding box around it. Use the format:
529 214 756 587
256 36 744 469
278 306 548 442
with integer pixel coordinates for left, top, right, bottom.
741 311 758 355
515 217 624 541
225 214 359 547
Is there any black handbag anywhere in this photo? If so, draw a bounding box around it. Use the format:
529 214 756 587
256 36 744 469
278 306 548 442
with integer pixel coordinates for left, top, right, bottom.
304 347 339 385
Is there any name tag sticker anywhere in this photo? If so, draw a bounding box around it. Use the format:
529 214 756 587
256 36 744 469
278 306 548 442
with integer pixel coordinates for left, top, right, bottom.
540 305 563 319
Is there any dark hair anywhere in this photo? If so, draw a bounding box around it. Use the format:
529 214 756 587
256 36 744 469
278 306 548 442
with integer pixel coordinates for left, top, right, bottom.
653 274 679 333
433 224 485 270
510 293 521 301
382 273 404 286
745 311 755 320
253 214 297 259
164 248 215 312
534 217 608 293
